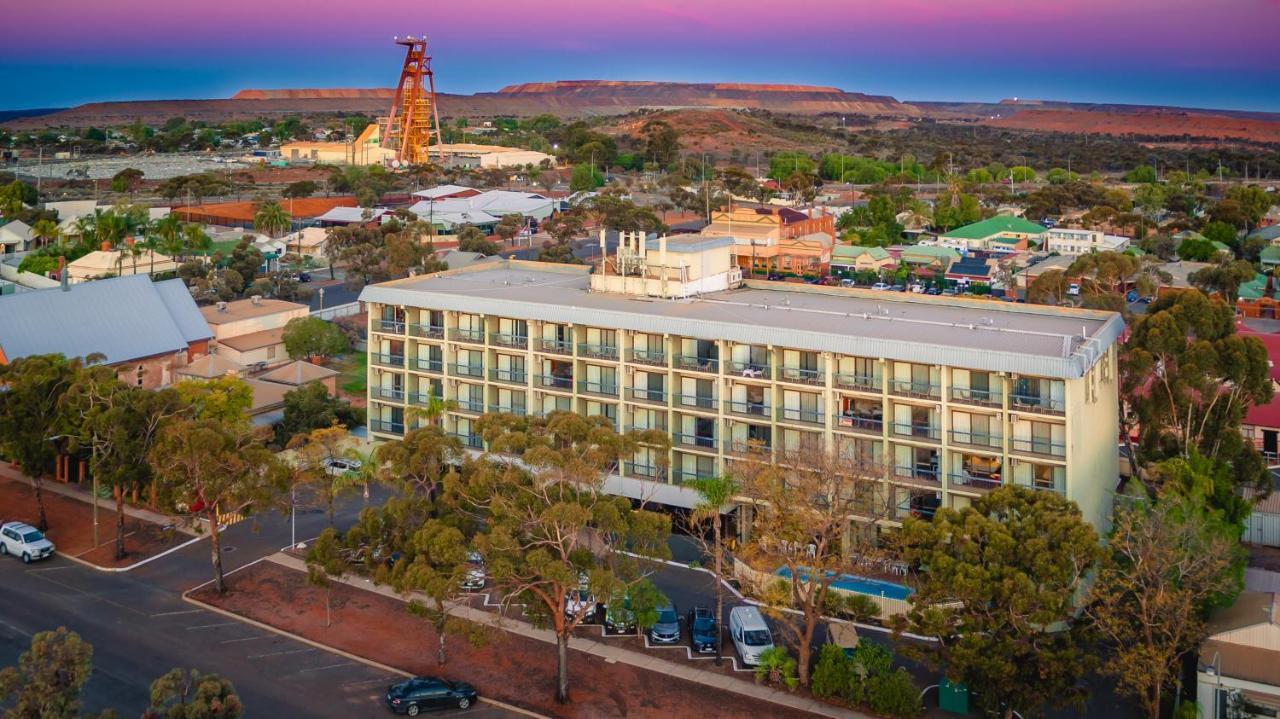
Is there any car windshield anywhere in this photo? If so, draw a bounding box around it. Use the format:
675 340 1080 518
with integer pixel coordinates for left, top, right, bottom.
743 630 772 646
21 531 44 543
694 618 715 632
657 608 677 623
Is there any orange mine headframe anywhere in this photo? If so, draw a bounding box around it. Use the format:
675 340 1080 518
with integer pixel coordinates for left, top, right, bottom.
383 36 444 166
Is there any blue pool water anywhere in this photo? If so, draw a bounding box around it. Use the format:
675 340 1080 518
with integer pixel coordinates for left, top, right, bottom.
775 566 913 601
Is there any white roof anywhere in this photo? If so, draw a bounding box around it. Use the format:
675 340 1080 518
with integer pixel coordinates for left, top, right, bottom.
403 205 500 228
408 190 554 221
412 184 476 200
0 220 32 245
315 206 388 224
286 227 329 248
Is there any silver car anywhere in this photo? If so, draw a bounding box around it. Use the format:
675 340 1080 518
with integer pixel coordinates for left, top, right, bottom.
649 600 680 643
0 522 56 563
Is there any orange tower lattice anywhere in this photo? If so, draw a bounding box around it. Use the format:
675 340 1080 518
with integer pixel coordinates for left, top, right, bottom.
382 36 443 165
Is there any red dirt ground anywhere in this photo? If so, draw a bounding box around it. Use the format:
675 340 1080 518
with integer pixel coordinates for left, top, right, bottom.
172 196 356 224
0 474 187 568
195 560 824 719
987 108 1280 144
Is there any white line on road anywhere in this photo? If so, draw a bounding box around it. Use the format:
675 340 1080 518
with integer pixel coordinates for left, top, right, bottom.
297 661 355 673
248 647 317 659
185 622 241 630
24 564 72 572
151 609 203 617
219 634 272 644
341 677 395 689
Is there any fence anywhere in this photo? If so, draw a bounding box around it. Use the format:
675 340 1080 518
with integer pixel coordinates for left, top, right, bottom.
311 301 361 320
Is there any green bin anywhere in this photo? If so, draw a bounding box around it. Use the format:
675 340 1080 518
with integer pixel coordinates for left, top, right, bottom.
938 678 969 714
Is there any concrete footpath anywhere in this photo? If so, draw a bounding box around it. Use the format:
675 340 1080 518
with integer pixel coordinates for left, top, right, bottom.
0 463 192 534
266 552 870 719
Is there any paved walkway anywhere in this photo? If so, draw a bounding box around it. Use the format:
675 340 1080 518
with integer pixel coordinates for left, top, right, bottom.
0 463 193 535
267 552 870 719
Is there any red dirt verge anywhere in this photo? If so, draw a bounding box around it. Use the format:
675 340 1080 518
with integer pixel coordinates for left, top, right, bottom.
192 560 823 719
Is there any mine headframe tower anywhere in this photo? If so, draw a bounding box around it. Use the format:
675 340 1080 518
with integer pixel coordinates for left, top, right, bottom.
381 35 444 165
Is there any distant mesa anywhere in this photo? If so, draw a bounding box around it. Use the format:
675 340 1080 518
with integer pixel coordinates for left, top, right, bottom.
231 88 395 100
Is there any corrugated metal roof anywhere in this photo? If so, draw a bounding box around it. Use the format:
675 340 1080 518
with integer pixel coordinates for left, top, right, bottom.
0 275 210 364
153 279 215 344
643 236 735 254
359 262 1123 379
315 206 388 223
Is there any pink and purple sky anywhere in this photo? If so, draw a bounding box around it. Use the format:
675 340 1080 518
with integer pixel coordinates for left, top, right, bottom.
5 0 1279 111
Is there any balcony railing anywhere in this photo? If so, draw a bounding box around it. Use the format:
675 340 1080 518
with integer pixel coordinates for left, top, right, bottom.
949 430 1002 449
834 373 880 392
891 422 942 441
369 419 405 436
674 393 717 411
487 404 527 417
674 355 719 374
449 432 484 449
834 414 883 434
630 349 667 367
949 472 1003 491
455 399 485 414
778 407 825 426
371 353 405 368
893 465 941 486
1010 438 1066 458
408 323 444 339
490 333 528 349
950 386 1002 407
449 328 485 344
375 319 406 333
625 422 670 435
577 380 619 397
1010 393 1066 414
628 463 667 480
577 343 619 361
725 400 770 418
371 387 405 402
778 367 824 386
449 363 484 379
535 338 573 356
672 433 718 451
890 379 942 400
724 438 772 456
1014 478 1066 494
408 392 443 407
489 368 527 384
629 387 668 405
672 469 716 485
726 360 770 379
536 374 574 391
413 357 443 373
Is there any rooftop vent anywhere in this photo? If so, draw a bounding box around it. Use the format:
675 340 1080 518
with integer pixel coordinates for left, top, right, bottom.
216 301 228 312
250 295 262 306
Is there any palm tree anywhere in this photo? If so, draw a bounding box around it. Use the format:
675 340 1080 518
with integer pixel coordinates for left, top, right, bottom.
30 218 60 250
406 396 456 428
183 224 211 265
254 201 290 238
689 474 738 666
343 446 380 505
153 214 183 260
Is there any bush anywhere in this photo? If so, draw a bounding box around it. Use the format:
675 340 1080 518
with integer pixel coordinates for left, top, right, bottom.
811 644 858 702
848 640 893 680
867 668 922 718
753 646 799 690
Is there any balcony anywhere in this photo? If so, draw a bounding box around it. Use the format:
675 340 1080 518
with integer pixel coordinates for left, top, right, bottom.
408 392 443 407
672 469 716 485
449 363 485 379
371 352 405 368
628 463 668 481
673 433 718 452
1010 393 1066 415
489 368 527 385
778 367 824 386
674 355 719 374
577 380 619 397
408 323 444 340
449 328 485 344
949 472 1003 492
449 432 484 449
724 438 772 457
371 387 405 402
625 421 670 434
948 430 1002 450
536 374 574 392
629 387 668 406
777 407 825 426
454 398 485 414
487 404 527 417
369 419 405 436
726 360 770 380
577 343 619 361
950 386 1002 407
630 349 667 367
890 379 941 400
892 464 941 487
412 357 443 373
834 414 883 436
834 373 880 393
1013 478 1066 494
535 338 573 356
490 333 528 350
1011 438 1066 458
724 400 770 419
674 394 717 412
375 319 406 334
891 422 941 441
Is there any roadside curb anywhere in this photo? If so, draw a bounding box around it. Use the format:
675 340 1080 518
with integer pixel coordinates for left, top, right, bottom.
57 533 207 574
180 590 551 719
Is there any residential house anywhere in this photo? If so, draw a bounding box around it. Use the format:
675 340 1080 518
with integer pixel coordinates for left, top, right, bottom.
939 216 1047 253
64 243 181 283
0 220 33 256
437 249 502 271
200 296 309 368
1042 228 1130 256
894 245 961 274
280 227 331 262
945 257 996 286
1261 246 1280 271
700 206 836 275
1196 591 1280 718
312 207 389 227
1248 225 1280 245
0 274 212 388
174 353 247 381
258 359 340 395
831 245 895 273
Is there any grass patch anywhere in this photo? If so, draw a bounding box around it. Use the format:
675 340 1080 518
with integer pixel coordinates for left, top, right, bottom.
339 352 367 394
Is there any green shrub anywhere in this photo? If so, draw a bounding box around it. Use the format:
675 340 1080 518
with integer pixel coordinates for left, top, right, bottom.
844 594 882 623
810 644 856 701
753 646 799 690
848 640 892 680
868 668 922 718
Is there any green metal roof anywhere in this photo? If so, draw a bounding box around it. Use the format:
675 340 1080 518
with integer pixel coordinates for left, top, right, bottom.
900 245 961 264
1260 246 1280 264
1211 241 1232 253
941 216 1047 240
1239 273 1270 301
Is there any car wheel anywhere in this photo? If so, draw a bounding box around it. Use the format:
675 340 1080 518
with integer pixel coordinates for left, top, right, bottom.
22 553 31 564
406 704 420 717
458 697 471 710
0 544 7 556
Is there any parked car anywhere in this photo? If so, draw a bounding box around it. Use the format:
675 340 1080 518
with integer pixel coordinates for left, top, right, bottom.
604 596 636 634
1067 283 1081 296
0 522 55 564
729 605 774 666
649 599 680 643
926 287 942 296
322 457 362 476
384 676 477 715
766 273 783 281
565 587 597 621
298 271 312 283
890 284 906 292
688 606 717 654
839 278 856 288
870 282 891 291
461 552 486 591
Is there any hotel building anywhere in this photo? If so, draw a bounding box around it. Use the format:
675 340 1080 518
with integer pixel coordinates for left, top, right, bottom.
358 233 1123 530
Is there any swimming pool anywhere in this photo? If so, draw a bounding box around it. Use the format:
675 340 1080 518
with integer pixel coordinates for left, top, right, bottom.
775 566 913 601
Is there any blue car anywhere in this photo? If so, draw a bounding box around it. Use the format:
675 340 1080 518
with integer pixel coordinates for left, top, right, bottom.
688 606 717 654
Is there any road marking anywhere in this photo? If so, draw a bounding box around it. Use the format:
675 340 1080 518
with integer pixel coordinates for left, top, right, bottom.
151 609 203 617
185 622 241 630
248 647 317 659
219 634 271 644
0 619 32 638
24 564 72 572
297 661 355 673
341 677 394 689
25 568 147 617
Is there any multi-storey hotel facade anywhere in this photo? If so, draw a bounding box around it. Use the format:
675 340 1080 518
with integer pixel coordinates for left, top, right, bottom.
358 234 1124 531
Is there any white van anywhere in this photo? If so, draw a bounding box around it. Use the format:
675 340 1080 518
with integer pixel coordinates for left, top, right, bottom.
729 605 774 666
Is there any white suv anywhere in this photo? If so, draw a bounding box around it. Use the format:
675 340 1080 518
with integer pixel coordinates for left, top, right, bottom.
0 522 56 563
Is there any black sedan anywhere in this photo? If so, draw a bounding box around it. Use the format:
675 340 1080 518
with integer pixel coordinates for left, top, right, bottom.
688 606 717 653
385 676 478 715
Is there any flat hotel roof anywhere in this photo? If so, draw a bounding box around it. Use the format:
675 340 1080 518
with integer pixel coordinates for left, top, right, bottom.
360 261 1123 378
